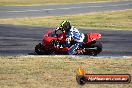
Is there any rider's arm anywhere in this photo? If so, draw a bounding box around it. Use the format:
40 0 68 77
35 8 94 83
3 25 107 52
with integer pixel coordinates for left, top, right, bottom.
55 27 61 31
62 32 72 47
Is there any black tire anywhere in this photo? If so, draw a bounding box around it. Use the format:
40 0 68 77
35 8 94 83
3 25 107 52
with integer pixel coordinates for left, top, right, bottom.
84 41 102 56
35 43 45 55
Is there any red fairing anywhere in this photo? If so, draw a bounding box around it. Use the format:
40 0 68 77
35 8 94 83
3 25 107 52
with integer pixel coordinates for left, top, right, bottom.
42 29 66 50
86 33 101 43
42 29 55 47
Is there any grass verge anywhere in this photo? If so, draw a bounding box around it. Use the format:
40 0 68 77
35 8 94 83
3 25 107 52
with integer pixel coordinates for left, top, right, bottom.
0 0 127 6
0 56 132 88
0 10 132 30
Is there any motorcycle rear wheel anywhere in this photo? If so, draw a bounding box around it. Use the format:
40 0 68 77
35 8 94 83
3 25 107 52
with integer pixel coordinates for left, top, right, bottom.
84 41 102 56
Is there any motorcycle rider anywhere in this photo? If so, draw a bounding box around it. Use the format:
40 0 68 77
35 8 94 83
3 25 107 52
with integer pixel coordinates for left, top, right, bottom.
56 21 85 55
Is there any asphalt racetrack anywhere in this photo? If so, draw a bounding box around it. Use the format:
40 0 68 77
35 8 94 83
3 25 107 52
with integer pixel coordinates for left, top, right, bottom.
0 1 132 56
0 24 132 56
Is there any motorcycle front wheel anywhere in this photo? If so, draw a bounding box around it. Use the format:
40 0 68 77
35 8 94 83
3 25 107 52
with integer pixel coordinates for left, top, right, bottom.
35 43 45 55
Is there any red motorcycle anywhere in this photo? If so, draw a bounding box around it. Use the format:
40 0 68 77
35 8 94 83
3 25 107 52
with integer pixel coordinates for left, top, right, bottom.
35 29 102 56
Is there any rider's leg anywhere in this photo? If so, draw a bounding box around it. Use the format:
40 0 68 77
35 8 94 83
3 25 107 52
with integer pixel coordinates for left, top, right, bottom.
67 42 82 55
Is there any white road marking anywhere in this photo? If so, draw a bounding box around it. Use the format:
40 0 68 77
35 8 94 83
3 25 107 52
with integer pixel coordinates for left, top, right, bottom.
3 3 132 13
19 55 132 59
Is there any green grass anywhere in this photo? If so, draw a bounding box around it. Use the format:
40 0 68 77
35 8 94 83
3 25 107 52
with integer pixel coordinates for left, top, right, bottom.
0 10 132 30
0 0 127 6
0 56 132 88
